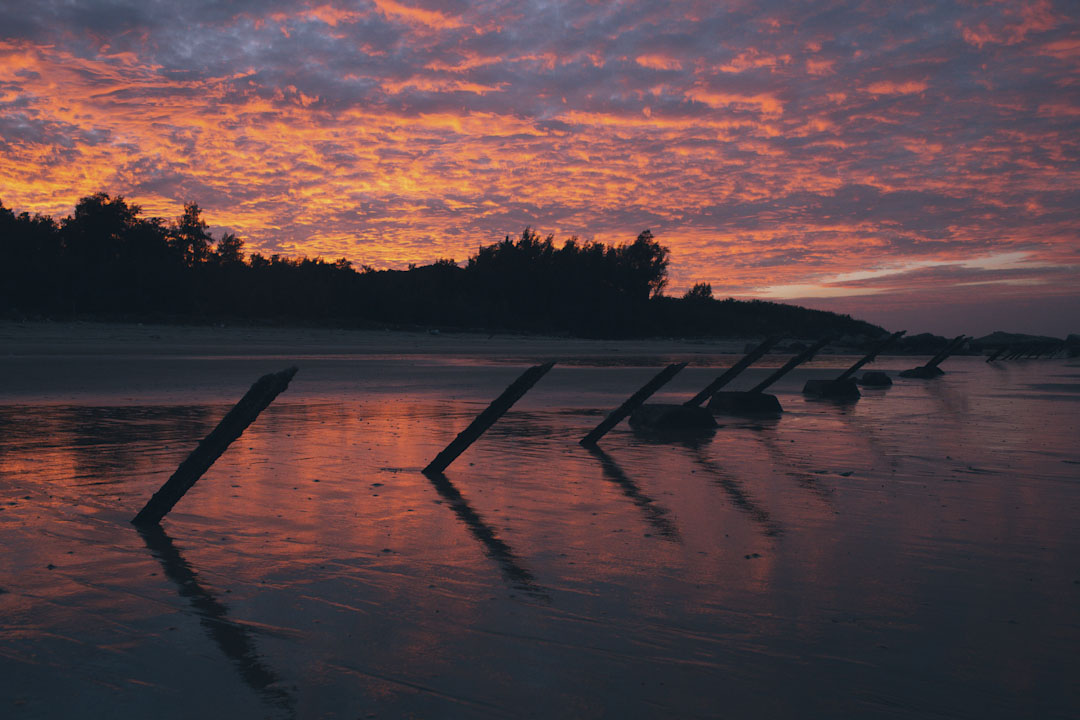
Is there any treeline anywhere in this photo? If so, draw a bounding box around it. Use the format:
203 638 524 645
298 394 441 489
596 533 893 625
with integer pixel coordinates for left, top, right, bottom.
0 193 885 340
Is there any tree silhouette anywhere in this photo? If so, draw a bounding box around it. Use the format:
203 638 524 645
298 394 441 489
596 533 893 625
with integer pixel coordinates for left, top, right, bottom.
0 193 890 342
63 193 143 266
60 194 163 313
0 199 62 312
215 233 245 265
684 282 713 301
620 229 670 301
171 202 213 266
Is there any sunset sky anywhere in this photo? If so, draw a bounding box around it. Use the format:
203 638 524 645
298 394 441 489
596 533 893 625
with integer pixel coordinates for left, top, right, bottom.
1 1 1078 335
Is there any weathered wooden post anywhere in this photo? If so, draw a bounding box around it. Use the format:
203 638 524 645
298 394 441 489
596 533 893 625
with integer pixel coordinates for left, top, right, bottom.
986 346 1007 362
709 337 831 415
683 337 780 407
580 363 686 446
132 366 298 526
424 362 554 474
804 331 906 399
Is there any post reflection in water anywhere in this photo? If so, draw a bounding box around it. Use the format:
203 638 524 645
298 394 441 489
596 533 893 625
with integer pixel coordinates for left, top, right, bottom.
422 470 549 601
689 445 784 538
822 400 903 473
585 445 681 541
754 431 837 504
138 525 296 717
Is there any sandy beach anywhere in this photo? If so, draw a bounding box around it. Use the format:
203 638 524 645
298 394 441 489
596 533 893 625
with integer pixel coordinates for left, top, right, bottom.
1 321 1078 718
0 320 758 358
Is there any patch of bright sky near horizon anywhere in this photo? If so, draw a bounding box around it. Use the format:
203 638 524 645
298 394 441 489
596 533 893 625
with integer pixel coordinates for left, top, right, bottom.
0 0 1078 334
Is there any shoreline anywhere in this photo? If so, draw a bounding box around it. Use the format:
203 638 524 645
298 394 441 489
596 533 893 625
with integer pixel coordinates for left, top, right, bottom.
0 319 790 359
4 320 1068 366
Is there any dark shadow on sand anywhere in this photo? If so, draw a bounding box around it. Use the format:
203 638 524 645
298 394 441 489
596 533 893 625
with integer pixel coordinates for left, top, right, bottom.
586 446 681 542
753 431 836 505
423 471 549 601
820 403 902 473
138 525 296 717
688 446 783 538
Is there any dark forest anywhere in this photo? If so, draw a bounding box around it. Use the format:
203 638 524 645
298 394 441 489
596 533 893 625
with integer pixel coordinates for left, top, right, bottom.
1 193 886 340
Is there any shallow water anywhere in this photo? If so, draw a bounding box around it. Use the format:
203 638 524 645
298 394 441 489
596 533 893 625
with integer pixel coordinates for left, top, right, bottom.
1 352 1078 718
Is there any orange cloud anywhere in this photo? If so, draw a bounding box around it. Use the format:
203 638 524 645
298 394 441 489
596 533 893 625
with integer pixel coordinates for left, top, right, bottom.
862 80 928 95
1 0 1078 332
719 49 790 73
1036 37 1080 61
959 0 1060 47
635 54 683 71
370 0 464 30
685 88 785 116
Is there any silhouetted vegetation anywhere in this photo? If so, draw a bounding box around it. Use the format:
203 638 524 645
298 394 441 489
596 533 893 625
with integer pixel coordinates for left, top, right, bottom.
1 193 886 340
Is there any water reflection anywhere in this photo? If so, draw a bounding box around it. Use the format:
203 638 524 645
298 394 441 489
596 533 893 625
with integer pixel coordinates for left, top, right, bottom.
825 404 902 472
138 525 296 717
689 446 783 538
422 471 549 601
3 355 1079 718
0 404 216 491
586 446 681 541
923 376 971 418
630 424 717 448
754 432 836 504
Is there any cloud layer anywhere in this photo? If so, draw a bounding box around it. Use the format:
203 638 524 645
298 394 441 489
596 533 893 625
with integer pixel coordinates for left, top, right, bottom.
2 1 1078 333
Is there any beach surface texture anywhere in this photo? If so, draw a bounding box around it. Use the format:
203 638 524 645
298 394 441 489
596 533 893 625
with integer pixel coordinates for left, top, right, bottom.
1 322 1077 718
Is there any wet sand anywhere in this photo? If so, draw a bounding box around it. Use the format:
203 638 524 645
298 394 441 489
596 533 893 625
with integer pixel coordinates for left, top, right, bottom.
1 322 1078 718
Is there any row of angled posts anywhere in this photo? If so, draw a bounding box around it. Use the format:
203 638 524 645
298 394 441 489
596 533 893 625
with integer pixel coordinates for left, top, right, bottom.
128 330 991 527
803 330 906 396
584 336 827 442
121 330 1034 629
707 337 831 414
987 341 1064 361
